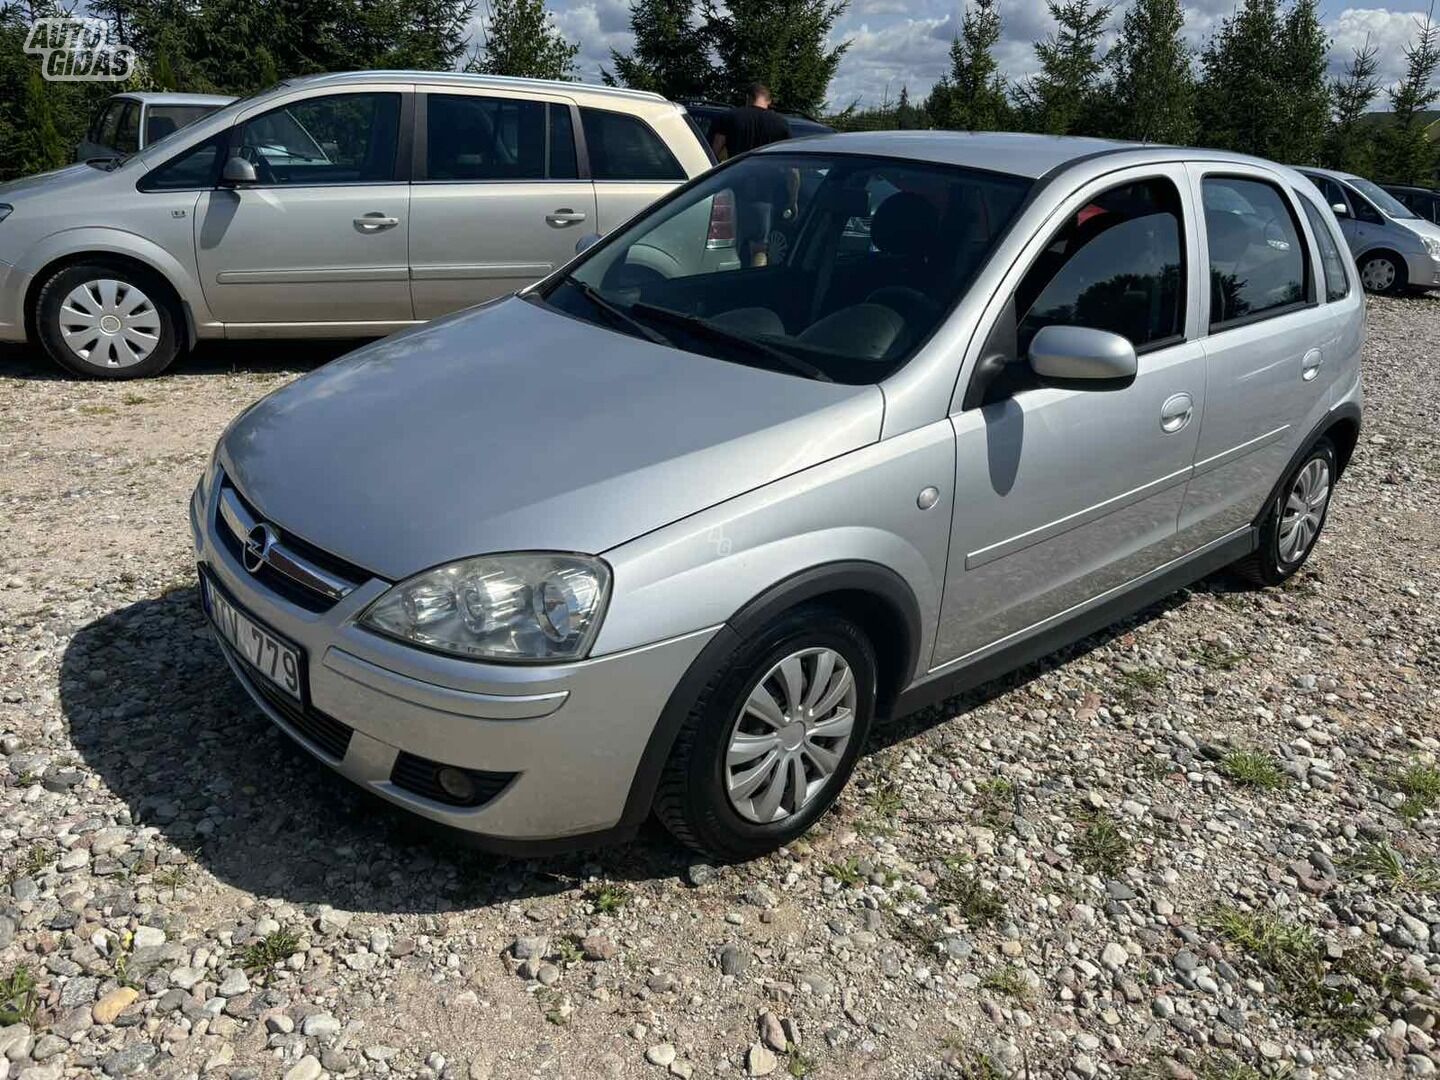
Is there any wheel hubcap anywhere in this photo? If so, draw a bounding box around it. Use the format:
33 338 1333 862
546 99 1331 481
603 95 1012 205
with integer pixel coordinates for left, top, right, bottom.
1278 457 1330 564
1360 258 1396 292
724 647 856 824
58 279 160 368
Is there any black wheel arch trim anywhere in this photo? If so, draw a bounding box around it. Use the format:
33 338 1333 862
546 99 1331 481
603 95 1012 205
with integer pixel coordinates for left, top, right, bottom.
617 560 923 828
1252 401 1360 530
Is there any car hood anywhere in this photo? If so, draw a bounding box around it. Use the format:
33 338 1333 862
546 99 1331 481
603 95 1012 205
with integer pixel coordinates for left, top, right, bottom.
0 161 119 201
1394 215 1440 245
219 297 884 581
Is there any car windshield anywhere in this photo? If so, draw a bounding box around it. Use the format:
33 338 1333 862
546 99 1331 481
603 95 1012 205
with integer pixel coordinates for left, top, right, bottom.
1349 177 1419 219
541 152 1032 383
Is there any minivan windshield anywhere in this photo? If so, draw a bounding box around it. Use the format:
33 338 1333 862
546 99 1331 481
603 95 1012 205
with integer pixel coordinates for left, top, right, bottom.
1349 177 1419 220
541 152 1032 383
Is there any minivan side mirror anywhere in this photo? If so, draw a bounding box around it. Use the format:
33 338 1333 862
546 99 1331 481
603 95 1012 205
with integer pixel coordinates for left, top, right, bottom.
220 156 257 185
1330 202 1349 217
1028 325 1137 385
575 232 602 255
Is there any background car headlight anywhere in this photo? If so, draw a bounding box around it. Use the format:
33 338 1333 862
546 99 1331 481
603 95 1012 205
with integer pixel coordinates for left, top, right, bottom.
360 553 610 662
1425 236 1440 259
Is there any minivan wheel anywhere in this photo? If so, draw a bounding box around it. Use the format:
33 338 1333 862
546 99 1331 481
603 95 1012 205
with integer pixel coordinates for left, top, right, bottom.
1358 253 1404 295
34 262 180 378
654 606 876 861
1234 438 1336 587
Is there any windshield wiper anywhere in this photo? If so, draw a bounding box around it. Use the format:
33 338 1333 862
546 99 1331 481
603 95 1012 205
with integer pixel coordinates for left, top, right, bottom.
628 303 833 382
561 275 672 347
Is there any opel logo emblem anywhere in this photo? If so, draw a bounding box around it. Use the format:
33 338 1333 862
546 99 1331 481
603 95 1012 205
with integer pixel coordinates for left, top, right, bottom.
243 523 277 574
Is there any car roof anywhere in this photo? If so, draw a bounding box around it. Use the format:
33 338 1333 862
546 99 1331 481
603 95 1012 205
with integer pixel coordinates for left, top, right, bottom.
280 70 671 107
1295 165 1362 183
1383 183 1436 194
753 130 1304 181
108 91 237 106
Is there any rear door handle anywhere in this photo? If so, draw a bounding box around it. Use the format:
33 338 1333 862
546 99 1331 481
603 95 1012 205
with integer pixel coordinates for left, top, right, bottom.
1160 392 1194 433
1301 347 1323 381
354 213 399 231
546 209 587 227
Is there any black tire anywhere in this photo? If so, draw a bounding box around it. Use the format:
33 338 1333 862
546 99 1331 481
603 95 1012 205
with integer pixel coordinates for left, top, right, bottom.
1357 251 1406 296
654 605 877 861
34 261 181 379
1233 438 1337 587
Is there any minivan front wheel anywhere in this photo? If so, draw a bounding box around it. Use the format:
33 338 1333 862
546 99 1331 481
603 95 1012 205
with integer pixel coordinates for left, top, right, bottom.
1358 252 1404 295
655 606 876 861
35 262 180 378
1235 438 1336 586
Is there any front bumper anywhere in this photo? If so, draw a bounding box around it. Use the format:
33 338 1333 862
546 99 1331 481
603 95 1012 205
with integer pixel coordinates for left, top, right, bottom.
0 258 27 343
1405 251 1440 289
190 476 717 846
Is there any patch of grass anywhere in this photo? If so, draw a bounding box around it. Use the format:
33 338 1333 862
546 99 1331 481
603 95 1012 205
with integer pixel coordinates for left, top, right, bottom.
1220 748 1286 790
552 937 584 965
1194 643 1243 671
1348 841 1440 894
534 986 569 1025
121 393 149 405
1124 1053 1272 1080
585 884 628 915
1073 811 1131 876
1393 762 1440 822
932 867 1005 925
972 777 1014 827
825 857 866 888
785 1044 817 1077
1115 667 1167 707
0 965 40 1026
864 781 904 817
4 843 54 885
152 865 189 891
940 1043 1006 1080
979 963 1030 1000
240 929 301 977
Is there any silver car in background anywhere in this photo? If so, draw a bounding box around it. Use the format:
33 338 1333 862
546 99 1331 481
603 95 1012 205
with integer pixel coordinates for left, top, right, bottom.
0 72 715 377
1299 166 1440 294
193 133 1363 860
74 91 236 163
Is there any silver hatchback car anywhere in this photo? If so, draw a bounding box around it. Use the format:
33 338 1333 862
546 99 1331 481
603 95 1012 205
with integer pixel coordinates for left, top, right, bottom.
192 133 1363 860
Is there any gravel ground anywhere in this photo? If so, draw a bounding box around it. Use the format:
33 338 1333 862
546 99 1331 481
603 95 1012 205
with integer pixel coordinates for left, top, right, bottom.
0 296 1437 1080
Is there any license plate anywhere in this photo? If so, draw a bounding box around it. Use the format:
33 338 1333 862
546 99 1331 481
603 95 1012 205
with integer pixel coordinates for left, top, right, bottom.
203 576 303 702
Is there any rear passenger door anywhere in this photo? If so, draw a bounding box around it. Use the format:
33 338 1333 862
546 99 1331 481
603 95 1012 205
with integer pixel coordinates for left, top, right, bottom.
582 107 690 234
409 91 595 319
1179 167 1333 549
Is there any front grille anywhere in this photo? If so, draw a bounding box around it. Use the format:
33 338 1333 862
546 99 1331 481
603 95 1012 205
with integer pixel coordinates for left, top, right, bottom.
237 652 355 761
390 752 516 808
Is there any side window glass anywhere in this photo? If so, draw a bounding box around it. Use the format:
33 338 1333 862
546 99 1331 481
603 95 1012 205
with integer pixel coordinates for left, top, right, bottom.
580 109 684 181
1318 177 1348 214
1015 178 1185 356
114 103 140 154
89 103 115 142
97 103 124 148
1299 195 1349 303
139 133 226 191
428 94 543 180
1202 177 1307 329
1350 192 1382 224
237 93 400 185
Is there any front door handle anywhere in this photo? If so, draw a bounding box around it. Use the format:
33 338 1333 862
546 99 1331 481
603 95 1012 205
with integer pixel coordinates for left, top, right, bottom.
546 208 587 227
354 213 399 231
1301 347 1323 382
1160 392 1194 433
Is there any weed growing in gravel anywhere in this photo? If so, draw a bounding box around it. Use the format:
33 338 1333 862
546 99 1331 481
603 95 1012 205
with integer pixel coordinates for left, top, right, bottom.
1392 762 1440 822
3 843 54 885
0 965 39 1026
785 1044 817 1077
1348 841 1440 894
152 865 189 891
939 1043 1006 1080
972 777 1015 827
241 930 301 977
825 858 866 888
535 986 568 1025
933 866 1006 925
1073 811 1131 876
586 884 629 914
1193 643 1243 670
864 781 904 817
1211 905 1423 1037
1115 666 1167 707
979 964 1030 1000
1220 748 1286 790
552 938 584 965
1124 1052 1272 1080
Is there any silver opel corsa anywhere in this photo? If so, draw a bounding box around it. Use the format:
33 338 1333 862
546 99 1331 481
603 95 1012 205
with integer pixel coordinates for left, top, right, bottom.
192 132 1364 860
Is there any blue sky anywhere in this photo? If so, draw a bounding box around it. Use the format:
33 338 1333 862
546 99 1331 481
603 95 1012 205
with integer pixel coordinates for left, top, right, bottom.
484 0 1435 111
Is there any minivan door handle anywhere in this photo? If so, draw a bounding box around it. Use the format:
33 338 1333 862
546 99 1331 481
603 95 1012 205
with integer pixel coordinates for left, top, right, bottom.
1159 392 1194 433
546 209 587 227
1301 348 1323 381
354 213 400 231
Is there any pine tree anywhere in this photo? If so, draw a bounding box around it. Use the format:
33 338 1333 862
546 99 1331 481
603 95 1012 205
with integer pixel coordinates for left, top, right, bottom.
1195 0 1286 156
1103 0 1193 143
1374 13 1440 184
607 0 718 99
1275 0 1330 164
467 0 578 80
933 0 1009 131
704 0 850 114
1014 0 1112 135
1323 37 1380 173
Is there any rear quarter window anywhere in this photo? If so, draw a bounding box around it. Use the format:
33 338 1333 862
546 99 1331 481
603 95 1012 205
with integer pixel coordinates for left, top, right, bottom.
581 108 685 182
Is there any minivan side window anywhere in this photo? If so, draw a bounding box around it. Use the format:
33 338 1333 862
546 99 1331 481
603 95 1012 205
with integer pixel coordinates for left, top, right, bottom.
424 95 577 181
580 109 684 182
1348 189 1383 224
89 102 119 143
1202 177 1308 330
114 102 141 155
1015 177 1186 357
1298 195 1349 302
235 93 401 185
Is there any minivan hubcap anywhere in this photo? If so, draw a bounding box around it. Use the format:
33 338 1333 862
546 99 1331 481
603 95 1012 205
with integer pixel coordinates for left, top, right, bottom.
1278 457 1330 563
58 279 160 368
725 647 856 824
1360 257 1396 292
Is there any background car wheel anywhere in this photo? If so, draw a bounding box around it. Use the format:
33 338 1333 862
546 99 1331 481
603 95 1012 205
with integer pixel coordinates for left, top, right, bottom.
1357 253 1405 295
654 605 876 861
34 262 181 378
1233 437 1337 587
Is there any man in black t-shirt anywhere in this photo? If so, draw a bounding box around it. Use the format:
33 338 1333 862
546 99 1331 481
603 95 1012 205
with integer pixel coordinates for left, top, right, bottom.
711 83 793 266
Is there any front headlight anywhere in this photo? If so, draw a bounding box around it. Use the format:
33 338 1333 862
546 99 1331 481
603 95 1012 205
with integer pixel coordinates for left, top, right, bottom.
1424 236 1440 259
360 553 610 662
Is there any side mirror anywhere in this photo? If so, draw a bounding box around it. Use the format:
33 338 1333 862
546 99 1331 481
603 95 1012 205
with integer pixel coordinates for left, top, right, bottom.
575 232 602 255
1331 202 1349 217
221 156 257 185
1029 325 1137 385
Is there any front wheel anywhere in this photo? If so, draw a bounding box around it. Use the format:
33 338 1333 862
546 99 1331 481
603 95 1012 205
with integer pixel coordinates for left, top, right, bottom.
654 606 876 861
34 262 181 378
1234 438 1336 586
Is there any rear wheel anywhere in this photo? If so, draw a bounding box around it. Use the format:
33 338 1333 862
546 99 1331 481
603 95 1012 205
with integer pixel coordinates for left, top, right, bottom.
1234 438 1336 586
34 262 181 378
1357 252 1405 295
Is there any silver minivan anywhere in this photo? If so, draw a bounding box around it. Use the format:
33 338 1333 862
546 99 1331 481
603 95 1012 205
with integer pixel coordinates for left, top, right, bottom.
0 72 714 377
1299 166 1440 294
193 133 1363 860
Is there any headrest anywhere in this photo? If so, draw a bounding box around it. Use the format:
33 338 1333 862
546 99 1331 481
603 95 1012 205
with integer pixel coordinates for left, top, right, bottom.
871 192 940 257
